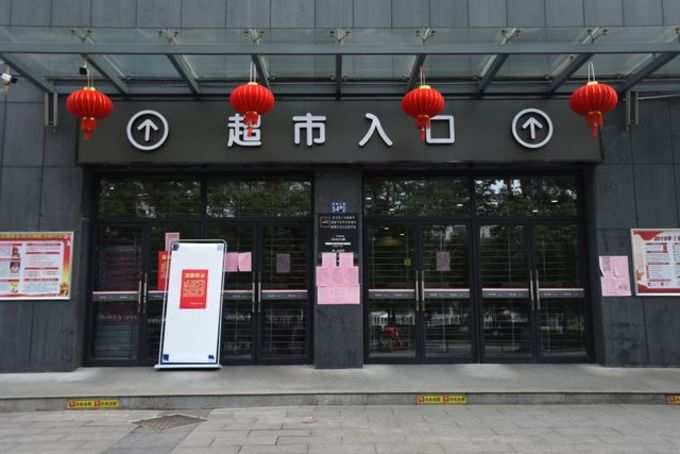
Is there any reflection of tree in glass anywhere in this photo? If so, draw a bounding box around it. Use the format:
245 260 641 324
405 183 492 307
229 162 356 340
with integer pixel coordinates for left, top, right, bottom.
364 177 470 216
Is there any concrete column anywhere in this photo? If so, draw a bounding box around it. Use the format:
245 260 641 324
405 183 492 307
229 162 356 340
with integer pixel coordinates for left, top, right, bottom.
313 169 363 368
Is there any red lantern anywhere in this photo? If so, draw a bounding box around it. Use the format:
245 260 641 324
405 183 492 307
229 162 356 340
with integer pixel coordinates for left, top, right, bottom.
401 84 445 141
569 81 618 137
66 86 113 140
229 82 275 136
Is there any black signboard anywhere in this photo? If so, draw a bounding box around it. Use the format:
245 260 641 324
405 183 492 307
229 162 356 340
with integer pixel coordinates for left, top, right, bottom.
318 213 359 264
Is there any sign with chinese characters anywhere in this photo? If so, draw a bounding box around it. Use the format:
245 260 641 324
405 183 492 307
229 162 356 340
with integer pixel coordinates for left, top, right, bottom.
599 256 631 297
79 101 600 165
631 229 680 296
0 232 73 301
318 214 358 256
416 394 467 405
179 269 209 309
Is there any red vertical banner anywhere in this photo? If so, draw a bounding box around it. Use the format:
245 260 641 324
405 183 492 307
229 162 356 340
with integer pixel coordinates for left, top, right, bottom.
157 251 169 290
179 269 209 309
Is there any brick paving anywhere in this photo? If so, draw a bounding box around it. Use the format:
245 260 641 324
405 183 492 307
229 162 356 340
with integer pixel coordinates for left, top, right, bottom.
1 405 680 453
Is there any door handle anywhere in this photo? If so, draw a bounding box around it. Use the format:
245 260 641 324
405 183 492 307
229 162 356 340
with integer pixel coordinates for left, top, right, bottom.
414 270 420 312
528 268 535 311
257 271 262 313
142 272 148 314
420 270 426 313
136 278 143 315
535 270 541 312
251 280 256 314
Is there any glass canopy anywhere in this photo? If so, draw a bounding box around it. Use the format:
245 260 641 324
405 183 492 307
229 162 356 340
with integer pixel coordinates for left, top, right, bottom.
0 25 678 97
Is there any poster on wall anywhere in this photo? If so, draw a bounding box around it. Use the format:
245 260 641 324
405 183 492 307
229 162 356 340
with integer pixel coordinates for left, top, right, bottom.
0 232 73 300
631 229 680 296
599 256 632 297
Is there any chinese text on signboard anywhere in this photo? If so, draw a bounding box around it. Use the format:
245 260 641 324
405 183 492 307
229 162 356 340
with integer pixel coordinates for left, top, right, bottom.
631 229 680 296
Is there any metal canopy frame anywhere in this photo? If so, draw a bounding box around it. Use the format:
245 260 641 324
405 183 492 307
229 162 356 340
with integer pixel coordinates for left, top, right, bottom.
1 37 679 98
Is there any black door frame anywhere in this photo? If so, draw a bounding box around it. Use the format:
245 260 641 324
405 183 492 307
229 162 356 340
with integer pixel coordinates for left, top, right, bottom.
84 172 314 367
362 170 593 364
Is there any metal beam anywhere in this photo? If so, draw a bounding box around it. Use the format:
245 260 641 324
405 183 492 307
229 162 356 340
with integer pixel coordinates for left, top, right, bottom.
335 55 342 100
0 53 56 93
478 54 508 94
547 53 593 94
82 54 128 95
167 55 200 95
618 52 679 94
251 55 271 90
0 41 680 56
406 54 427 92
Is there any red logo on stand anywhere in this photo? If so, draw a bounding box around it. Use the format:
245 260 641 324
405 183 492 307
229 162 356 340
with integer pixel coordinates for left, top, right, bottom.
179 269 209 309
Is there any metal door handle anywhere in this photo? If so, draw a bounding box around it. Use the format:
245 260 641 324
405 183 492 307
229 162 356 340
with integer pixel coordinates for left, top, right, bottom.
251 280 256 313
420 269 426 313
414 270 420 312
528 268 535 311
257 271 262 313
136 278 143 315
535 270 541 311
142 272 148 314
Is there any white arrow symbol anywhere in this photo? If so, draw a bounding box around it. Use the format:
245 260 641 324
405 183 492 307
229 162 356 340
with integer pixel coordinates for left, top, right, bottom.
137 118 159 142
521 117 543 140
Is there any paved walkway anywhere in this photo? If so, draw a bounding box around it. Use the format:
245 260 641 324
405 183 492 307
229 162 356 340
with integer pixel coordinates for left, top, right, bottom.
2 364 680 399
1 404 680 454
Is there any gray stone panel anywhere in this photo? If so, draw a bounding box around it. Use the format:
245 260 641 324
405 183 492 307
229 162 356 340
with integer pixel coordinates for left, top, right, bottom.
430 0 468 27
600 112 632 164
2 103 44 167
584 0 623 25
601 297 648 365
138 0 181 28
92 0 137 27
52 0 91 26
546 0 584 26
644 301 680 366
507 0 545 26
226 0 270 28
0 0 11 25
0 302 32 372
593 164 636 229
353 0 390 27
315 0 352 27
10 0 51 25
44 104 77 167
622 0 662 25
596 228 633 256
181 0 227 27
40 167 82 229
0 167 42 230
30 302 77 371
663 0 680 25
634 165 678 227
5 81 44 103
315 306 363 368
630 102 673 164
469 0 506 26
271 0 315 28
392 0 429 27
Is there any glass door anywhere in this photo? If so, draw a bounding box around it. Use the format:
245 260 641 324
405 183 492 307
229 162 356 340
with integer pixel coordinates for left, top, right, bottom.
420 224 474 361
366 224 418 361
479 224 534 361
90 224 145 363
533 224 588 361
258 223 312 363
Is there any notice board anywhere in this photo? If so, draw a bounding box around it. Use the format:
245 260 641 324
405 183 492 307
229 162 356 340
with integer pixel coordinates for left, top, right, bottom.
0 232 73 300
631 229 680 296
156 241 225 369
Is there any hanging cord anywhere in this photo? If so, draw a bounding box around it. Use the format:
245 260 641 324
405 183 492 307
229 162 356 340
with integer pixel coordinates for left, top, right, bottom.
249 62 256 83
419 66 425 87
587 62 596 84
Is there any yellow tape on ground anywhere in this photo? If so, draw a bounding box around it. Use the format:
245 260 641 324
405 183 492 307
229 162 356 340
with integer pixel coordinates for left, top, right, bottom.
416 394 467 405
66 399 120 410
666 395 680 405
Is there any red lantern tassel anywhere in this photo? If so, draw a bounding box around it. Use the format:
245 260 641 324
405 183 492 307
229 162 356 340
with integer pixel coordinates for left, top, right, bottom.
244 111 260 137
80 117 97 141
586 111 604 137
416 115 430 142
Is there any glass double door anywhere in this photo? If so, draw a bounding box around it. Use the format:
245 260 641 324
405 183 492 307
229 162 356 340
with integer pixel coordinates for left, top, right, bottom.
365 221 588 363
88 221 312 365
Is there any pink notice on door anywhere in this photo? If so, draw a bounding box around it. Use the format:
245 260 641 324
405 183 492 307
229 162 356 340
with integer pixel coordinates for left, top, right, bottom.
224 252 239 273
165 232 180 252
341 266 359 286
339 252 354 268
316 267 332 287
599 255 632 297
321 252 337 268
238 252 252 272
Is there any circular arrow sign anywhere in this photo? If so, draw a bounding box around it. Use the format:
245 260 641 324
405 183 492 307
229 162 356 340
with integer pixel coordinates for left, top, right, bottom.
511 108 553 150
126 110 169 151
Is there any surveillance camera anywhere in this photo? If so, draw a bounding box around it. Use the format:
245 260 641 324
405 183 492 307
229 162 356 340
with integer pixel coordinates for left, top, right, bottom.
0 72 17 85
79 64 88 76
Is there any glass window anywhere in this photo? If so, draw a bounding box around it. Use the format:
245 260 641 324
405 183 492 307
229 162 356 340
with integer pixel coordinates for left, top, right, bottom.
474 176 578 216
364 177 470 216
97 178 201 218
206 178 311 217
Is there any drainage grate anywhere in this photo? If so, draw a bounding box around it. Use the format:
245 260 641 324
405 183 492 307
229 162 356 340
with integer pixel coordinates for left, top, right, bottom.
133 414 206 432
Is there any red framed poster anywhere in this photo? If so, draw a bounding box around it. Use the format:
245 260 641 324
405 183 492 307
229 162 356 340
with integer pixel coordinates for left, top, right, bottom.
631 228 680 296
179 269 209 309
0 232 73 300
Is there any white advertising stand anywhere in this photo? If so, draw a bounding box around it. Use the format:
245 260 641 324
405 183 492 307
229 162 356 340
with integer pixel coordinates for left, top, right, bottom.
155 240 226 369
